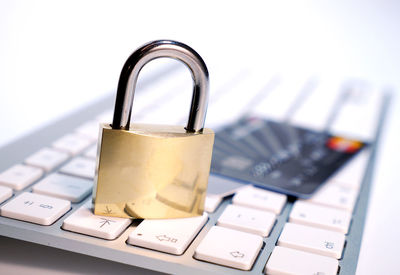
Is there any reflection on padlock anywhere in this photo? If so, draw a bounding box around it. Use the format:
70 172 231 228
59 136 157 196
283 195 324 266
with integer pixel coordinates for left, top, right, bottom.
93 40 215 219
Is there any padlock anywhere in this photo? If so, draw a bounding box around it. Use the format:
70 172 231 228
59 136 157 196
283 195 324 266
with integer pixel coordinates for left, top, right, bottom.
93 40 215 219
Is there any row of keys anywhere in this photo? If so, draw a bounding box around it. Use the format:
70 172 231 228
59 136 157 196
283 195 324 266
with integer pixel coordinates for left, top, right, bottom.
264 151 368 274
0 190 131 239
0 130 97 192
1 174 354 274
190 185 285 270
0 164 43 190
25 144 96 173
124 180 357 270
25 148 70 172
129 213 342 273
1 193 261 269
0 156 96 192
0 137 367 274
0 179 352 273
0 125 99 231
0 132 98 226
33 173 93 203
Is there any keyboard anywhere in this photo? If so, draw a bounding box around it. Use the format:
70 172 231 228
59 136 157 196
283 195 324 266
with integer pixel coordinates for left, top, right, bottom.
0 61 389 275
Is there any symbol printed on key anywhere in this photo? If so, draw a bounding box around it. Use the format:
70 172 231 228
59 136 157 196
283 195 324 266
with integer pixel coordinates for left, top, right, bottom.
24 201 34 206
230 251 245 258
39 204 53 209
99 218 115 228
324 241 334 249
156 234 177 243
332 218 342 225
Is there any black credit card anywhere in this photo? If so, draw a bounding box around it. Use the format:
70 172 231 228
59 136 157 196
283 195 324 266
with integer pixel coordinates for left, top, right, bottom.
210 116 367 198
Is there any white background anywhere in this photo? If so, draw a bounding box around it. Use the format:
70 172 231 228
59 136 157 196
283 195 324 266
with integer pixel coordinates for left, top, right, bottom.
0 1 400 274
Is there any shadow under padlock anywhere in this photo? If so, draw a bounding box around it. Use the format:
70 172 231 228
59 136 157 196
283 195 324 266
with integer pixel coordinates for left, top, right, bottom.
93 40 214 219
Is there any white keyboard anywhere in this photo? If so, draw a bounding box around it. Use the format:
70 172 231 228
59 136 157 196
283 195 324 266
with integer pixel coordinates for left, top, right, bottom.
0 63 388 275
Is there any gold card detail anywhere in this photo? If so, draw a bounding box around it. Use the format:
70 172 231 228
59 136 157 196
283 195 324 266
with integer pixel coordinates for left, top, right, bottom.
93 123 214 219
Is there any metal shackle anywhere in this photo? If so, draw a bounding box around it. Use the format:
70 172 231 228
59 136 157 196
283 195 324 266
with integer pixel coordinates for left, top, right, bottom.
111 40 209 133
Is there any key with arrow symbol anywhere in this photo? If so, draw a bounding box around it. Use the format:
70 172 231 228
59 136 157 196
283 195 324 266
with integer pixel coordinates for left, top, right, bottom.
230 251 245 258
156 234 178 243
99 218 116 228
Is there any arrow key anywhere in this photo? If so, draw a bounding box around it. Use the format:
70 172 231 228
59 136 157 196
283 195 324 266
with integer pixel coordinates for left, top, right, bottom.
62 200 131 240
127 213 208 255
194 226 263 270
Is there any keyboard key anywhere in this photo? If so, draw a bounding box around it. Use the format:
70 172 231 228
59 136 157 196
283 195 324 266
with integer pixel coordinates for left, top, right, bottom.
206 72 276 129
330 89 382 141
32 173 93 203
204 194 222 213
0 192 70 225
252 76 309 122
232 185 286 214
0 164 43 190
328 149 370 190
278 223 345 259
217 204 275 237
289 77 341 132
52 134 93 155
290 201 352 234
84 145 98 159
75 120 100 141
194 226 263 270
59 157 95 179
306 184 358 212
25 147 69 172
0 186 12 204
265 246 339 275
128 213 208 255
62 201 131 240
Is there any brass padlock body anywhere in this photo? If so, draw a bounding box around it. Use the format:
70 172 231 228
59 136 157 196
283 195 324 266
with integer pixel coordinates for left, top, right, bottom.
93 123 214 219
